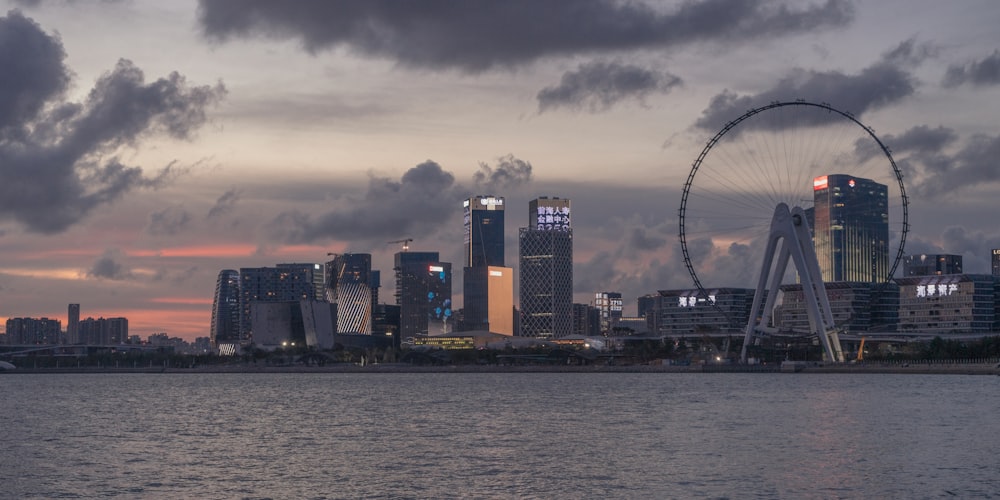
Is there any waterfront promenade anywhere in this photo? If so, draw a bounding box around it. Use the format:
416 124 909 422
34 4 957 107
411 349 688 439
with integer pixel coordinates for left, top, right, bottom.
3 360 998 375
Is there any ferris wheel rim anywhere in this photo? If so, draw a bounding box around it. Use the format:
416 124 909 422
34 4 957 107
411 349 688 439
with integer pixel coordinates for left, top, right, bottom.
678 100 909 299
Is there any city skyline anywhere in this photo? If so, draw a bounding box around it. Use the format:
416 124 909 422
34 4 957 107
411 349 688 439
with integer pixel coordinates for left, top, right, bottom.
1 1 999 340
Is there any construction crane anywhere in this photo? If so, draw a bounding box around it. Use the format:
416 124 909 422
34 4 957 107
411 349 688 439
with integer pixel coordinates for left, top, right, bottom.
388 238 413 252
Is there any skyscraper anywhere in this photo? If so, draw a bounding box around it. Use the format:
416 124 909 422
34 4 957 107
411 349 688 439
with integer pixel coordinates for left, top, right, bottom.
811 174 889 283
519 197 573 338
395 251 453 340
210 269 241 347
326 254 374 334
462 195 511 333
464 195 505 267
67 303 80 344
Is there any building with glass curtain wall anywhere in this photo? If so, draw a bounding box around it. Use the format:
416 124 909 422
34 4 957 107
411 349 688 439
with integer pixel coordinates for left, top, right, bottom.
210 269 241 347
903 254 962 277
463 195 505 268
462 195 511 333
395 251 453 340
519 197 573 338
811 174 889 283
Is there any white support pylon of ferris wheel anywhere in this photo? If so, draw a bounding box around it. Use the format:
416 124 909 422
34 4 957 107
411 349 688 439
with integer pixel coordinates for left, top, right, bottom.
740 203 845 364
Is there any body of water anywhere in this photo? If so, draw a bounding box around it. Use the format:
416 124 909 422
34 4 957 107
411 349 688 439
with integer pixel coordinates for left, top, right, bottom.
1 372 997 499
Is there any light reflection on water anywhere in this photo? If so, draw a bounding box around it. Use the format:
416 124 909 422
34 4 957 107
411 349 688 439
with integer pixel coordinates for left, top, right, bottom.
1 372 997 499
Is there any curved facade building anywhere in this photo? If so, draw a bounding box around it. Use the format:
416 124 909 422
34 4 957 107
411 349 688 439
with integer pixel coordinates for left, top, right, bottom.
210 269 241 346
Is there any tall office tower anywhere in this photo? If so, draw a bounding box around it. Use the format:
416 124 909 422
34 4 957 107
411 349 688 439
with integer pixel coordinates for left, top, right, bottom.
67 303 80 344
326 254 374 334
519 197 573 338
992 249 1000 277
462 195 511 333
210 269 241 347
595 292 623 334
395 252 453 339
240 263 323 341
903 254 963 277
812 174 889 283
464 195 505 267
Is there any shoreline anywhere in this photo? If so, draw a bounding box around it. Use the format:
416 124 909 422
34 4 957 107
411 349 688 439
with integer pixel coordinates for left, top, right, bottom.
3 361 998 375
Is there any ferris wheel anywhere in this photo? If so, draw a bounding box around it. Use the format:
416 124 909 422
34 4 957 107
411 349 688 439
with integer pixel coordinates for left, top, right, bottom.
678 100 908 323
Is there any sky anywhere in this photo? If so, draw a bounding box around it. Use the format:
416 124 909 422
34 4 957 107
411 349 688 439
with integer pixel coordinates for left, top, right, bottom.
1 0 999 341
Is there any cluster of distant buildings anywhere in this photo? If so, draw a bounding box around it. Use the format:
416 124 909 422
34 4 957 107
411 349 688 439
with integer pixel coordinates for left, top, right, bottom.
6 175 1000 354
210 196 597 353
212 177 1000 355
2 303 211 354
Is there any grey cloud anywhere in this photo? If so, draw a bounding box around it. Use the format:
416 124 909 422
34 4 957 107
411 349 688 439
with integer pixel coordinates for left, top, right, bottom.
943 50 1000 88
87 249 133 281
269 160 461 245
860 124 1000 199
0 12 226 233
854 125 958 163
881 38 938 66
147 206 192 236
0 11 68 135
473 155 533 192
197 0 853 72
207 187 240 218
537 61 682 113
628 227 668 252
695 40 919 132
905 133 1000 198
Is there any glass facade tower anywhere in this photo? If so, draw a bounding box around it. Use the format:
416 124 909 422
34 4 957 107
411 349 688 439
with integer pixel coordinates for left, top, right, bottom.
812 174 889 283
210 269 241 346
463 196 505 267
395 251 453 339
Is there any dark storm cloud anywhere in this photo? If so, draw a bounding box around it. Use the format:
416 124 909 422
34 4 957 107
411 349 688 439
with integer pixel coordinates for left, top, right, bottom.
207 188 241 218
904 133 1000 198
943 50 1000 88
695 39 921 132
473 155 533 193
537 61 682 113
854 123 1000 199
0 12 226 234
147 206 192 236
269 160 461 244
0 11 68 134
853 125 958 163
86 249 133 281
197 0 854 72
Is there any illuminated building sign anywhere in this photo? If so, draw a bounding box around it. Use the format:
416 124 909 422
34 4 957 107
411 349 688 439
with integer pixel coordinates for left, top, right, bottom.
429 265 444 272
489 270 503 277
535 205 571 231
915 283 959 298
813 176 828 190
479 197 503 207
678 295 716 307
